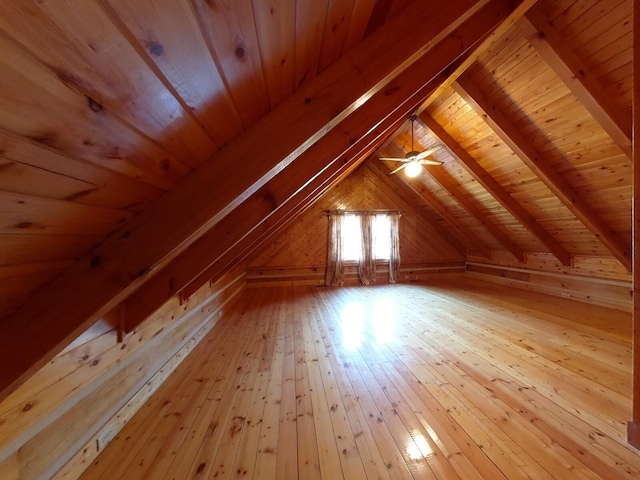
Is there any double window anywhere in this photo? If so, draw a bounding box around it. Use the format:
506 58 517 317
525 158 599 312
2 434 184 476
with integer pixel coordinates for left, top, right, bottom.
341 213 391 261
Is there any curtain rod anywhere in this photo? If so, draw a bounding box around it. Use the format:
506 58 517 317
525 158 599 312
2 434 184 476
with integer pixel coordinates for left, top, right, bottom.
322 209 402 215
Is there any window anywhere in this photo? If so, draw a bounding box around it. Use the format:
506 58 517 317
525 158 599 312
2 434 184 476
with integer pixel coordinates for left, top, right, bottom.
325 210 401 286
341 213 392 261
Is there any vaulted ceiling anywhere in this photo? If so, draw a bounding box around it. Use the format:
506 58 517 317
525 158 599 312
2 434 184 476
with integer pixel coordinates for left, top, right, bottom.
0 0 632 401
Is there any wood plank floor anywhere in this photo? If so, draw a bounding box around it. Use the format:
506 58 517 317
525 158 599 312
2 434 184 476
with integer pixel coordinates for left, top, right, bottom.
78 277 640 479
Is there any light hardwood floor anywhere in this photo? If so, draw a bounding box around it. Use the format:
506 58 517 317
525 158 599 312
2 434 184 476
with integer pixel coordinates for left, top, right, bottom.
79 277 640 479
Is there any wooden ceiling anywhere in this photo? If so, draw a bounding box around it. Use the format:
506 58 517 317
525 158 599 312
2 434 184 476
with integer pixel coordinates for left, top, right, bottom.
0 0 632 400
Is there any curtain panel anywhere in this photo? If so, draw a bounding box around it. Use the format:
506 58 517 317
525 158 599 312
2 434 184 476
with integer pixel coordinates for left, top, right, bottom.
388 212 401 283
324 211 345 286
358 213 377 285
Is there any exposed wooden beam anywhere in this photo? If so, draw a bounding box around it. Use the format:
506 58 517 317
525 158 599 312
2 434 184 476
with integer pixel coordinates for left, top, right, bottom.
377 153 492 259
629 0 640 451
517 5 632 158
420 113 572 266
416 0 537 113
180 144 379 303
366 160 467 256
454 76 632 272
418 161 525 262
124 120 394 330
0 0 527 401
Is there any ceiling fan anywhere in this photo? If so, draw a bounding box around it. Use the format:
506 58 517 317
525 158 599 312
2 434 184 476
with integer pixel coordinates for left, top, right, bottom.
379 115 445 177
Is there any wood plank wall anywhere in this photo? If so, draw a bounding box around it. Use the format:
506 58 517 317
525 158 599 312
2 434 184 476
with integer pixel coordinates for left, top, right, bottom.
247 161 466 285
0 266 246 480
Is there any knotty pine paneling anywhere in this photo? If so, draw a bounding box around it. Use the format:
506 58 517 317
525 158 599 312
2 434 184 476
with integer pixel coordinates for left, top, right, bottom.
317 0 357 71
541 0 632 116
427 63 626 259
394 126 544 255
252 0 296 108
0 33 190 190
0 1 218 167
102 0 244 146
0 267 246 480
0 130 163 209
192 0 271 128
249 161 464 270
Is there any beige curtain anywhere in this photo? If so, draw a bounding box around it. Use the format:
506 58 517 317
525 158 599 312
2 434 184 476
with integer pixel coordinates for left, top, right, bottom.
358 213 377 285
325 212 345 286
388 213 401 283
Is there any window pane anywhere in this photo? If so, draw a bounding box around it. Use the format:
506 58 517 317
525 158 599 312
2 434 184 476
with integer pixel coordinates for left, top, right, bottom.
374 214 391 259
342 214 361 260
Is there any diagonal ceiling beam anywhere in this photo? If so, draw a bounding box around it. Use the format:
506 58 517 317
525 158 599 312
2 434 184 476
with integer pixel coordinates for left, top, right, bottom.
181 146 376 302
416 0 538 113
418 165 526 262
366 160 467 256
454 76 631 271
517 5 632 158
377 159 492 259
382 143 524 260
420 112 572 266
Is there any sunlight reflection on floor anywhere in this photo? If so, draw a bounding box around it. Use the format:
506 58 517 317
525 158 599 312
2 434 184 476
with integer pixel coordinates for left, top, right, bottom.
340 295 397 350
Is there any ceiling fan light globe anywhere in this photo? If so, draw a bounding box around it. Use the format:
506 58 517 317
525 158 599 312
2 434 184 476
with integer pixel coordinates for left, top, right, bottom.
404 162 422 178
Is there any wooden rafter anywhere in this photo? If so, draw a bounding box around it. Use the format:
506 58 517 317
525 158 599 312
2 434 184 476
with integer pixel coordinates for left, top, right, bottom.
366 160 467 256
181 144 379 302
454 76 632 272
376 155 491 258
382 142 524 260
416 0 537 114
420 112 572 266
420 164 525 262
517 4 632 158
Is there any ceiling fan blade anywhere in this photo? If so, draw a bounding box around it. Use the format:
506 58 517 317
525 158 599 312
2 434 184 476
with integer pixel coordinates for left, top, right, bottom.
389 163 409 175
414 144 445 160
419 158 443 166
379 157 410 162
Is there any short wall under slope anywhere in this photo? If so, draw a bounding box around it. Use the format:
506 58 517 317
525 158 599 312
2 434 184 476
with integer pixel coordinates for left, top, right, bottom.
0 267 246 480
466 261 632 312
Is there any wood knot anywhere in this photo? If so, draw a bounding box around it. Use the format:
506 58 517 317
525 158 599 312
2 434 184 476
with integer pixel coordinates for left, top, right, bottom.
137 267 151 278
384 86 400 96
148 41 164 57
235 46 245 60
87 96 104 113
90 256 101 268
14 222 35 229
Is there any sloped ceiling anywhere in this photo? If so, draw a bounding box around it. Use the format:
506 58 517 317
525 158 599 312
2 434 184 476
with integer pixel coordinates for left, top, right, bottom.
0 0 632 400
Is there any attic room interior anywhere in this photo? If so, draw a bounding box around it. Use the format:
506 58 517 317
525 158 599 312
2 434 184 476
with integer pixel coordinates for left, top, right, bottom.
0 0 639 478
